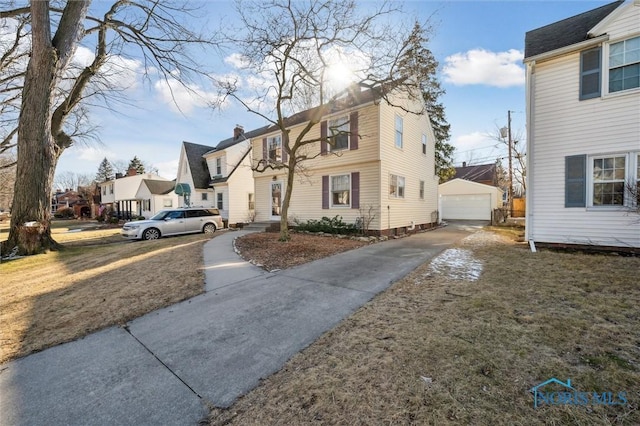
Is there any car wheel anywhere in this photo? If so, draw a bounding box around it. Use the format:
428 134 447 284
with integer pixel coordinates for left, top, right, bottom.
142 228 161 240
203 223 216 234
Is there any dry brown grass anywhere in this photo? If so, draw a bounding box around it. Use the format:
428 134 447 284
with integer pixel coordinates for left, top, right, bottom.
234 232 368 270
209 232 640 425
1 232 214 364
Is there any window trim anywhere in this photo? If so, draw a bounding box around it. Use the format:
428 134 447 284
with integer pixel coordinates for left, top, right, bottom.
329 173 351 208
422 134 427 155
606 35 640 94
579 47 602 100
248 193 255 210
389 173 405 199
201 192 208 201
328 116 350 151
215 157 222 175
267 135 282 162
586 152 639 209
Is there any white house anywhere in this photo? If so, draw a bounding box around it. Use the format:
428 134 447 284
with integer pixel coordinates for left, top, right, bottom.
176 142 216 208
99 170 172 219
135 179 178 219
524 0 640 250
439 179 503 221
248 85 439 235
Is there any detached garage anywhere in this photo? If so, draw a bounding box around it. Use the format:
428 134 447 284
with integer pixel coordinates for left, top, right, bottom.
439 179 503 221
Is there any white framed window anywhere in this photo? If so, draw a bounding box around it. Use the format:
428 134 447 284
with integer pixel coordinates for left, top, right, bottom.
419 180 425 199
201 193 208 201
268 135 282 162
389 174 405 198
395 115 403 149
586 153 640 207
329 117 349 151
248 193 255 210
163 199 173 207
217 192 224 209
102 186 106 195
608 36 640 93
422 134 427 155
215 158 222 175
330 174 351 207
109 184 113 194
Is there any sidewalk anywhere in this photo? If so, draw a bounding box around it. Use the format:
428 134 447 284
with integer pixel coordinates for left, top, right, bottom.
0 225 474 426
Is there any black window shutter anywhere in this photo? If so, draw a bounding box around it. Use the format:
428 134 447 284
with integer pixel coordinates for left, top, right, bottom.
351 172 360 209
350 112 359 150
580 48 601 100
321 121 328 155
322 175 329 209
565 155 586 207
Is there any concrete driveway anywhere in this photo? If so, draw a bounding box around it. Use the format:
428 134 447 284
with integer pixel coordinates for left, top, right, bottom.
0 224 475 426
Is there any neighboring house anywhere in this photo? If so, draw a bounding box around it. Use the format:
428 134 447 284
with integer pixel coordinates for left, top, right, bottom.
439 179 504 221
203 125 268 225
176 142 215 208
249 85 439 235
99 169 172 219
135 179 179 219
524 0 640 249
453 162 499 187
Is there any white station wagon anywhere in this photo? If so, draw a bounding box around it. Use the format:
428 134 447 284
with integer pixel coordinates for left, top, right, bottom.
121 207 223 240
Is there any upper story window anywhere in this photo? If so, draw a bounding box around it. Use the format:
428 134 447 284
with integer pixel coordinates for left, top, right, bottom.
215 158 222 175
580 47 601 100
395 115 403 149
422 134 427 155
268 135 282 162
609 36 640 93
109 184 113 194
329 117 349 151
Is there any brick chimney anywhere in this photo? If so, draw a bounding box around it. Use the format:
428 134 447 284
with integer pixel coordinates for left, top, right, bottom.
127 167 137 177
234 125 244 140
462 161 467 168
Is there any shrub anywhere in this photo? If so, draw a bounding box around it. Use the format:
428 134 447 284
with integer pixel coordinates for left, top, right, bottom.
294 215 359 235
54 207 75 219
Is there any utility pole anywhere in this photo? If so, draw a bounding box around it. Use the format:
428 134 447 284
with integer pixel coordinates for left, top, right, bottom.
507 110 513 217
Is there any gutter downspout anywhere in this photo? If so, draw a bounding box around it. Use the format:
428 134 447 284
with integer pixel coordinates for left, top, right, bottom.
525 60 535 249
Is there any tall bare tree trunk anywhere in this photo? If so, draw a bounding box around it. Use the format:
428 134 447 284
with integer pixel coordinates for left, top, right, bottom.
279 157 296 241
5 1 89 255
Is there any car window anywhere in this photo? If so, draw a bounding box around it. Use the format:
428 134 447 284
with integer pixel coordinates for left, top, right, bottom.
166 210 185 219
205 209 220 216
185 210 201 218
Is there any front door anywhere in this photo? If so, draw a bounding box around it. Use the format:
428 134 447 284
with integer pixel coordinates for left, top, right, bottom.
270 181 282 220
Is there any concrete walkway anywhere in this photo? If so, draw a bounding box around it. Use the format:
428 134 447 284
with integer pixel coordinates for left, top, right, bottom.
0 224 477 426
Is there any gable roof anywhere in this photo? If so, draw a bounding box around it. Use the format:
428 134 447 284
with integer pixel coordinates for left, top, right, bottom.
183 141 214 190
524 1 625 59
142 179 175 195
453 163 496 184
206 125 271 155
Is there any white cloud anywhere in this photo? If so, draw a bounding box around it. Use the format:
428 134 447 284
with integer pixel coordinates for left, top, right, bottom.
154 77 223 114
453 131 491 152
224 53 250 69
153 160 179 180
73 146 117 163
72 46 95 68
443 49 524 88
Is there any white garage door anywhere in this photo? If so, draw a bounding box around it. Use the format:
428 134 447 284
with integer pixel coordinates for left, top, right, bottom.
441 194 491 220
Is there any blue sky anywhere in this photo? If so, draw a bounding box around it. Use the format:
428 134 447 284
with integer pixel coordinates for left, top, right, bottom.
54 0 618 180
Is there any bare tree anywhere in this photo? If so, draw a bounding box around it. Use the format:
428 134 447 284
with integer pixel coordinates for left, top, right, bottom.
219 0 434 241
1 1 216 255
54 171 93 191
490 125 527 196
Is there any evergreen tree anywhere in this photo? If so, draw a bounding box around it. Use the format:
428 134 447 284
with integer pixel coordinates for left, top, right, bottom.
96 157 114 182
127 156 145 174
398 22 456 182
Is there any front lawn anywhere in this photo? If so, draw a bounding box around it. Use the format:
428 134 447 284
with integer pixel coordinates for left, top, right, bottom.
209 231 640 425
0 231 214 364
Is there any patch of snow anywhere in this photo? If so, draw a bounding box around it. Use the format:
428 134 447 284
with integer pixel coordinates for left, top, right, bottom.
65 229 83 233
460 231 505 247
426 248 483 282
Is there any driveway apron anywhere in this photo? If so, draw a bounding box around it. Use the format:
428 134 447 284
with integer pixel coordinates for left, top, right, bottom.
0 224 475 425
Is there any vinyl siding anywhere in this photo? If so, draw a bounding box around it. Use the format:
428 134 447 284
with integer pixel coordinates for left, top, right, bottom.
226 153 255 224
378 99 439 229
528 9 640 248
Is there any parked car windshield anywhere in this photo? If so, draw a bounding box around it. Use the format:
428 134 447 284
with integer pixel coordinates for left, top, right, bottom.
149 210 171 220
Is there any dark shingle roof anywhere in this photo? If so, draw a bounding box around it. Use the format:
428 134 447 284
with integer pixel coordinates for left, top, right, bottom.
206 125 271 155
454 163 496 184
142 179 175 195
183 141 214 189
524 1 624 59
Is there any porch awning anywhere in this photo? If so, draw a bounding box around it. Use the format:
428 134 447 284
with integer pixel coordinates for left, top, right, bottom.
174 182 191 196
